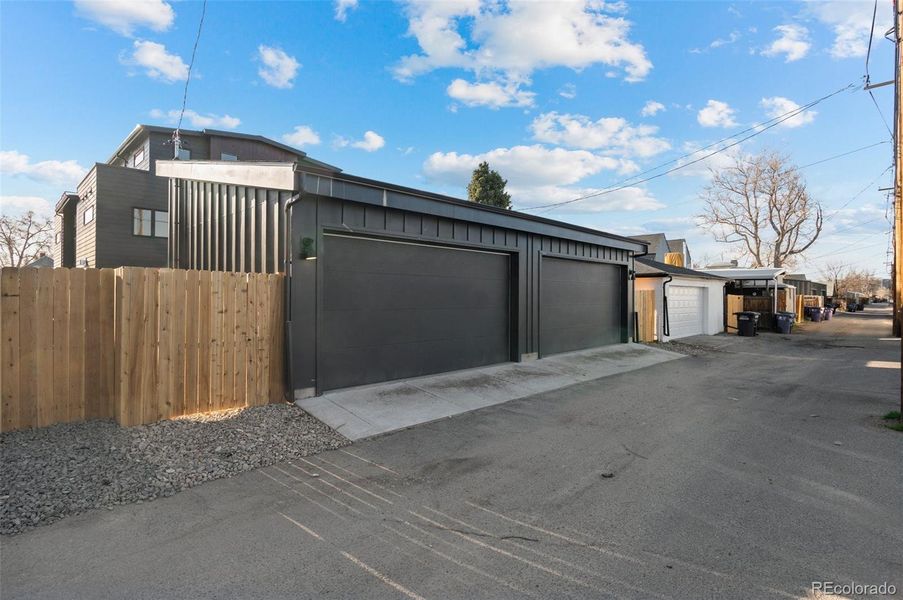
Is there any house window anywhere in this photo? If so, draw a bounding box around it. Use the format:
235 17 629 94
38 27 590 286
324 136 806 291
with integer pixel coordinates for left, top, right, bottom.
83 205 95 225
134 208 168 237
220 152 238 161
55 232 60 245
132 147 145 167
177 148 191 160
154 210 169 238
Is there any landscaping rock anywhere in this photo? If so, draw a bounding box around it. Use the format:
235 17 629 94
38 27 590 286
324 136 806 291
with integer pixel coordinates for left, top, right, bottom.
0 404 348 536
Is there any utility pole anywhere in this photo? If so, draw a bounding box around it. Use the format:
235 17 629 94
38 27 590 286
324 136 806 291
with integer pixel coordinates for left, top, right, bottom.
896 0 903 416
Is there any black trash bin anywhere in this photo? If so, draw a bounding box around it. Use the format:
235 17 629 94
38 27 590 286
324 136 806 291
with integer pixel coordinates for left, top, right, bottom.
735 311 760 337
774 311 795 334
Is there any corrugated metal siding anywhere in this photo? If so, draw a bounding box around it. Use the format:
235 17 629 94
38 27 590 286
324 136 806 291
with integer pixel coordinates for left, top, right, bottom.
168 178 291 273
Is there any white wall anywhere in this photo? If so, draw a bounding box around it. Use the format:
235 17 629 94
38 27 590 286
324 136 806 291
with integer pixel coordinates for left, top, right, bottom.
636 276 725 341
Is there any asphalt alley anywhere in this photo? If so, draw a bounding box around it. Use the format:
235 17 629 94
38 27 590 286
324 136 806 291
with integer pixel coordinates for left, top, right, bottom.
3 306 901 599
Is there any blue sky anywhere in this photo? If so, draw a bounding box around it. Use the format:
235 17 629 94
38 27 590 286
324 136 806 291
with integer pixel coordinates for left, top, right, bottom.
0 0 895 278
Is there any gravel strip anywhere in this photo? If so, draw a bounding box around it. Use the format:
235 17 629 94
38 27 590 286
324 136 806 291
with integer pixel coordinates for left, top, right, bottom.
0 404 349 536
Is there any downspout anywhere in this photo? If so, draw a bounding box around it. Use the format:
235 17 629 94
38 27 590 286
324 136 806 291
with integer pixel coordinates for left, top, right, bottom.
631 245 651 343
282 190 303 402
662 275 673 339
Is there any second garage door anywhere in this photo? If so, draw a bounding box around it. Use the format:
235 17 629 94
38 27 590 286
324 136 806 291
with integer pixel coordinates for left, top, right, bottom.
666 285 705 339
319 234 511 391
540 257 623 356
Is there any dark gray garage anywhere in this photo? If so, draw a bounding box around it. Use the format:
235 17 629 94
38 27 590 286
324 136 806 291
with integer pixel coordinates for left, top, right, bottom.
320 234 511 390
540 257 624 356
159 161 648 399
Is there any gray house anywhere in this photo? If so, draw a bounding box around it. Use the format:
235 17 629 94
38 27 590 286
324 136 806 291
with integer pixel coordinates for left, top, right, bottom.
157 160 648 397
53 124 337 269
630 232 692 267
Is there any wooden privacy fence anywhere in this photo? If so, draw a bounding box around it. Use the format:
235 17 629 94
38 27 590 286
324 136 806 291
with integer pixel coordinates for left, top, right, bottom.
635 289 656 342
726 294 743 331
1 267 285 433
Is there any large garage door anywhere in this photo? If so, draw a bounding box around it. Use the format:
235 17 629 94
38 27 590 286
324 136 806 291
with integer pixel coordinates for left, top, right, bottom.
667 285 704 339
320 234 511 391
540 257 623 356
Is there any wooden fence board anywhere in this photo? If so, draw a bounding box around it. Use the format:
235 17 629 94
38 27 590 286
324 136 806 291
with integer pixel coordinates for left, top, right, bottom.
184 270 199 416
35 269 54 427
197 271 212 413
17 269 37 429
726 294 744 331
83 269 102 419
635 289 656 343
1 268 21 431
52 269 69 424
1 267 286 432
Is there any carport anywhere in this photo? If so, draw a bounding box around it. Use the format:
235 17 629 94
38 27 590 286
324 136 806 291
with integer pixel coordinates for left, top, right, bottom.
157 161 648 399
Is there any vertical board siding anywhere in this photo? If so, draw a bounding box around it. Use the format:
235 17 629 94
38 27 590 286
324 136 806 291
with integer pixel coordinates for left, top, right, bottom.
0 267 285 432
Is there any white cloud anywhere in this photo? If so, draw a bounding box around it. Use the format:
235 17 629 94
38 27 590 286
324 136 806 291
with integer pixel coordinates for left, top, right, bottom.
0 196 53 216
126 40 187 82
697 100 738 128
335 131 385 152
335 0 358 22
529 112 670 158
640 100 665 117
447 79 535 108
282 125 321 147
670 141 741 178
761 24 811 62
759 96 817 128
0 151 87 186
710 30 741 48
75 0 174 36
394 0 651 106
559 83 577 99
510 184 663 213
149 108 241 129
423 145 632 189
257 45 300 89
808 0 891 59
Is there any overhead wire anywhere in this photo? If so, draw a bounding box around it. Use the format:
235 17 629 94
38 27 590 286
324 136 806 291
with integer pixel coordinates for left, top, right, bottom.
517 82 857 213
172 0 208 152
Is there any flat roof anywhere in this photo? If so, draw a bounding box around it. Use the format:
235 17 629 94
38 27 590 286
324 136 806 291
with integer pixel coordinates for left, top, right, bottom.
157 160 648 253
699 267 786 279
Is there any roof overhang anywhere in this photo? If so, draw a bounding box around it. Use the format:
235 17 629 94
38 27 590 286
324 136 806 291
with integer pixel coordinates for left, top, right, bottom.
157 160 298 191
55 192 79 214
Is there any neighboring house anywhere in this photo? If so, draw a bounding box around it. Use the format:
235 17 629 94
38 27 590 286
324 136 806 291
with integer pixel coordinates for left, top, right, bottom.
52 124 339 269
635 257 726 341
784 273 828 298
156 160 648 398
25 254 54 268
630 232 691 267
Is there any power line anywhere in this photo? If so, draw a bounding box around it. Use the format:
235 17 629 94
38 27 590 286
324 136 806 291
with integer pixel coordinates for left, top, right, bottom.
518 82 857 213
797 140 888 170
173 0 208 154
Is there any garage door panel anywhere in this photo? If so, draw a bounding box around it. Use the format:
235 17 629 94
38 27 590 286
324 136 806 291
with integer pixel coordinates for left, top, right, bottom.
667 285 704 339
321 306 506 350
324 271 508 312
320 333 511 390
320 235 510 390
540 257 622 356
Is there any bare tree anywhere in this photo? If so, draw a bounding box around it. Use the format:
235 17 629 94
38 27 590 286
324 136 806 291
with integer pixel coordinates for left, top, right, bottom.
820 262 881 297
0 211 53 267
698 151 823 268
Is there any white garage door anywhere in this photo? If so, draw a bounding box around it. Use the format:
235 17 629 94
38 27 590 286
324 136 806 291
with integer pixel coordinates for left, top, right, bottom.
667 285 705 339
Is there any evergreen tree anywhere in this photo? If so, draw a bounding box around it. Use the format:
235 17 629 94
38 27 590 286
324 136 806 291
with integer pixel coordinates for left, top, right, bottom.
467 161 511 209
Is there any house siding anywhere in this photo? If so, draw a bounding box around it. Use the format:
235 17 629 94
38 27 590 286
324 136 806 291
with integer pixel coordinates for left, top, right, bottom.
74 167 99 267
93 164 169 268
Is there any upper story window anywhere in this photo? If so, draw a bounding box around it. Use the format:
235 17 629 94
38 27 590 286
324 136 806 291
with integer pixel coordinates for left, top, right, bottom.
83 205 95 225
177 148 191 160
220 152 238 161
131 147 146 168
134 208 168 238
55 232 60 245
